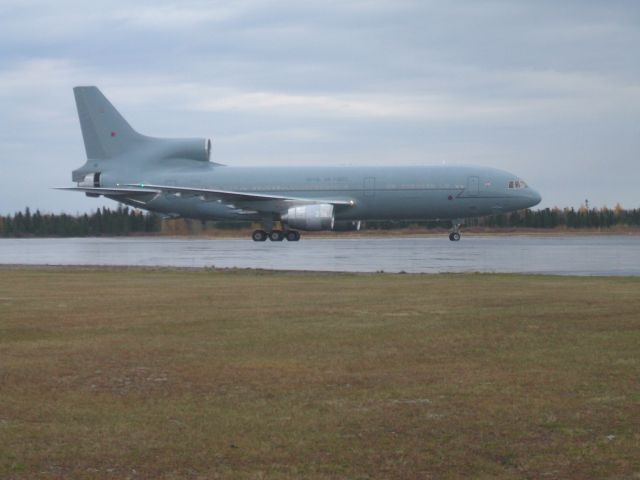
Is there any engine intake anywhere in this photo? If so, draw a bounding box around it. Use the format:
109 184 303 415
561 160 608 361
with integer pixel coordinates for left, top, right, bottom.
282 204 334 231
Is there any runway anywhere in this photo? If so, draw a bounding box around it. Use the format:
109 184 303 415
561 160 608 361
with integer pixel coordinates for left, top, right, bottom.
1 235 638 275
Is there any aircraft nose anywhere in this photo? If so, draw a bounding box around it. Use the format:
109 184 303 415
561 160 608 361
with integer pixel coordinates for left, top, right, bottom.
530 189 542 207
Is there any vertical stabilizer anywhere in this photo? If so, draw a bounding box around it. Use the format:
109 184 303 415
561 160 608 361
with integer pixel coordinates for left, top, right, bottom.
73 86 145 159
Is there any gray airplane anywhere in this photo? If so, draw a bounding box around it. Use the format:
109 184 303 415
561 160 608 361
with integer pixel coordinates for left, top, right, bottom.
60 86 541 241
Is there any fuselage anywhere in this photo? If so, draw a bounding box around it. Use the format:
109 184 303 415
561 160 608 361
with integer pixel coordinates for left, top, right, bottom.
100 162 542 223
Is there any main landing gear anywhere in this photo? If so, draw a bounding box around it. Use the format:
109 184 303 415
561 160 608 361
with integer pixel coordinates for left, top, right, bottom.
449 220 462 242
252 216 301 242
252 229 301 242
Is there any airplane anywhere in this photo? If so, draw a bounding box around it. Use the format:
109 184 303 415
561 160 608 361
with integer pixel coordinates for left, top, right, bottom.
59 86 541 241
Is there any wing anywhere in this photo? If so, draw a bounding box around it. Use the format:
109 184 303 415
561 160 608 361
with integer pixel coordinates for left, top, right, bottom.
121 183 355 207
55 186 160 197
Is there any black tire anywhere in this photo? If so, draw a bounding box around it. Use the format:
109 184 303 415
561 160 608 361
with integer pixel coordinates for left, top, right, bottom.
269 230 284 241
252 230 267 242
286 230 301 241
450 232 461 241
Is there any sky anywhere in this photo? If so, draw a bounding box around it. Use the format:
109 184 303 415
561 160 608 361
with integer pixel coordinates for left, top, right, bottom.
1 0 639 214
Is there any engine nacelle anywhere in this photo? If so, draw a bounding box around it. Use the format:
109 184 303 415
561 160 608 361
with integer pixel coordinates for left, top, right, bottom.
78 172 101 187
159 138 212 162
332 220 361 231
282 204 334 231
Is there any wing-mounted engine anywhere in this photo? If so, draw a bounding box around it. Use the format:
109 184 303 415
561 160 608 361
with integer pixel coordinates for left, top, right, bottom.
282 204 334 231
159 138 212 162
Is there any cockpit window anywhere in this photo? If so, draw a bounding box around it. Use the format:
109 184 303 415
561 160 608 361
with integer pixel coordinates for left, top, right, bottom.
508 179 528 189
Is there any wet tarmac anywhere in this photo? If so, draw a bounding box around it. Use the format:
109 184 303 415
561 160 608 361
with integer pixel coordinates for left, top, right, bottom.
1 235 639 276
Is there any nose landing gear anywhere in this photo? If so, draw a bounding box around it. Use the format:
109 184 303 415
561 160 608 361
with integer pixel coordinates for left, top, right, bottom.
449 220 462 241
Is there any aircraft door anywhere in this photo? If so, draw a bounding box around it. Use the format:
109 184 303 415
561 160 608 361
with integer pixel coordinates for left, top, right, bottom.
363 177 376 197
467 176 479 195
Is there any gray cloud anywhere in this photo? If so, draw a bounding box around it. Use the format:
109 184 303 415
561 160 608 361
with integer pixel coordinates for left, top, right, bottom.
1 0 639 213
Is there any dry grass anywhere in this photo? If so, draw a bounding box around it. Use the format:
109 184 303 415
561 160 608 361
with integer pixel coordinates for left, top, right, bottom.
0 267 639 479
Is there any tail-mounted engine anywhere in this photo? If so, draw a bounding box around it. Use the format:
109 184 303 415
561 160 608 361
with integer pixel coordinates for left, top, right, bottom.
282 204 334 231
159 138 212 163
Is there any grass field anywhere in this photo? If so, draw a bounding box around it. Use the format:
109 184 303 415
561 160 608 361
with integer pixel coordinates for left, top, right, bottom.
1 267 639 479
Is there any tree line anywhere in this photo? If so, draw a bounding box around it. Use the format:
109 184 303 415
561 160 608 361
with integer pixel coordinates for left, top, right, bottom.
469 205 640 229
1 205 639 237
0 206 161 237
351 205 640 230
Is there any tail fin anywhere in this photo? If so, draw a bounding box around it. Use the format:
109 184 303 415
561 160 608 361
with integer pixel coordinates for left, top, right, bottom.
73 86 145 159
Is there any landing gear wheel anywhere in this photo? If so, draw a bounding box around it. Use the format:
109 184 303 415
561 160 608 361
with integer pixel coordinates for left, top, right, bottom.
285 230 301 242
269 230 284 242
252 230 268 242
449 232 461 241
